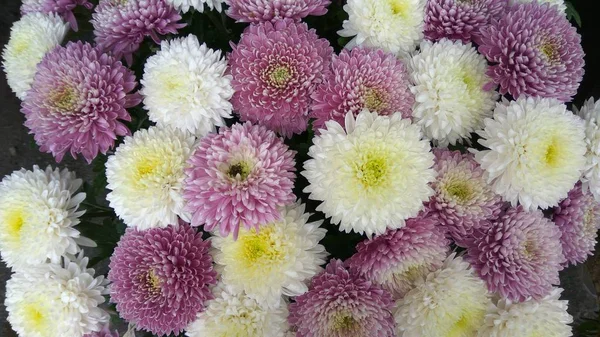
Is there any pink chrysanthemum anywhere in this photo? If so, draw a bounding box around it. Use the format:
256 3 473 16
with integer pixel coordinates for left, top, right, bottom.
21 41 140 163
478 2 584 101
424 0 506 43
289 259 395 337
108 221 217 336
229 19 333 137
467 206 566 302
346 215 450 300
83 325 119 337
21 0 93 31
184 122 296 239
427 149 504 247
92 0 185 65
554 183 600 266
226 0 330 23
310 47 413 131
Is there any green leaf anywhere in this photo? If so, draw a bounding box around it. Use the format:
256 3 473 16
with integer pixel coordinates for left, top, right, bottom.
565 1 582 27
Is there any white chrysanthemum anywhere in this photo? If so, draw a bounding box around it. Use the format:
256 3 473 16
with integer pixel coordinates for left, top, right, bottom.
211 202 327 308
394 254 492 337
338 0 426 57
186 284 289 337
166 0 223 13
478 288 572 337
106 126 196 229
574 98 600 202
141 35 233 136
474 97 587 210
510 0 567 13
0 165 93 270
302 109 435 236
6 254 109 337
1 13 68 100
410 39 499 146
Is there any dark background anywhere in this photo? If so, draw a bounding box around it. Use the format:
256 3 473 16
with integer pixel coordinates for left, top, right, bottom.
0 0 599 336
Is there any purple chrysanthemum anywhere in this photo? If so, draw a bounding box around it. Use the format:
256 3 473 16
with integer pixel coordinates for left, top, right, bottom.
467 206 566 302
554 183 600 266
108 221 217 335
92 0 185 65
346 215 450 299
21 0 93 31
21 41 140 163
427 149 504 247
226 0 330 23
424 0 506 43
229 19 333 137
478 2 584 101
289 259 395 337
83 325 119 337
310 47 413 132
184 122 296 239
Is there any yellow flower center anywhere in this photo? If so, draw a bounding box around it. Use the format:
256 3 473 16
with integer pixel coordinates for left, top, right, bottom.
522 240 537 260
133 156 172 189
49 86 78 113
389 0 410 17
446 309 485 337
12 37 30 55
354 152 390 189
22 302 48 334
542 137 561 168
445 180 473 203
227 161 252 181
264 64 293 89
539 39 561 64
363 88 386 112
237 226 285 267
143 269 162 296
4 209 25 243
332 313 359 332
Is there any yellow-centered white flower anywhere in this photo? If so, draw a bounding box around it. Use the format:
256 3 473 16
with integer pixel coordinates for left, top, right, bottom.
574 97 600 202
473 97 587 210
303 109 436 236
211 202 327 308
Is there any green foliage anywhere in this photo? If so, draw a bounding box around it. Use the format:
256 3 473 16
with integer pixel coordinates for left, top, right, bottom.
565 1 582 27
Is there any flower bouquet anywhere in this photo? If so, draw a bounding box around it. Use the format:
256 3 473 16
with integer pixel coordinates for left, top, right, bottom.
0 0 596 336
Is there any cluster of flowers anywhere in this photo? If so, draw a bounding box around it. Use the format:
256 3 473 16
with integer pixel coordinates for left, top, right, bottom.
0 0 597 336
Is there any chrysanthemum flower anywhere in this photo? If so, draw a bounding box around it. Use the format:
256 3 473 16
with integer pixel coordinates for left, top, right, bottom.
424 0 506 43
22 42 140 163
310 47 414 131
289 259 396 337
409 39 499 146
20 0 93 31
109 222 217 336
303 110 436 236
229 19 332 137
553 183 600 266
394 254 491 337
211 202 327 307
474 97 586 210
575 98 600 201
167 0 223 13
83 326 119 337
467 206 565 302
6 254 109 337
106 126 196 229
0 166 92 270
141 35 233 137
478 2 583 101
184 122 296 238
186 284 289 337
226 0 330 22
478 288 572 337
338 0 427 57
346 215 449 299
92 0 185 65
509 0 567 14
2 13 68 100
427 149 504 246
